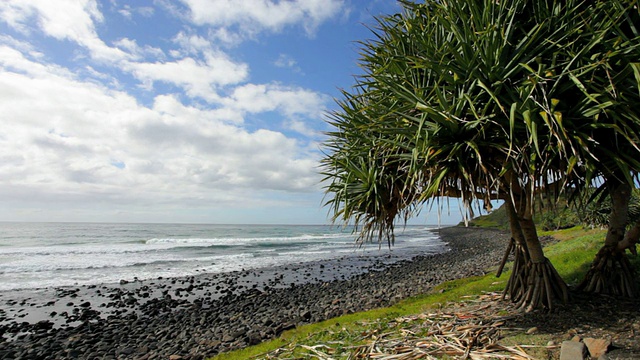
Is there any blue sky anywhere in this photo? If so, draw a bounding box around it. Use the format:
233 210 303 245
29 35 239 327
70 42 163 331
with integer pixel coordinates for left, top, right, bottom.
0 0 471 225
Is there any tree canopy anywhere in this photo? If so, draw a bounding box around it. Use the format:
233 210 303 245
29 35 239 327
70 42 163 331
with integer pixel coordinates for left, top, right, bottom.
322 0 640 309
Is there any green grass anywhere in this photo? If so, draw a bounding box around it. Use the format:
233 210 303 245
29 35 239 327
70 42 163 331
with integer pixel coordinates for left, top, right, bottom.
210 226 636 360
541 226 605 285
465 198 583 231
210 273 507 360
464 204 509 229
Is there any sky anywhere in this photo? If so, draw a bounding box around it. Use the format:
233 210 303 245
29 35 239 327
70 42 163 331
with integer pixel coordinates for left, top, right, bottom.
0 0 471 225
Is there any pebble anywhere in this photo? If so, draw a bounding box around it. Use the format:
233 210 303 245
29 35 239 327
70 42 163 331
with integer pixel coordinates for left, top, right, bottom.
0 227 507 360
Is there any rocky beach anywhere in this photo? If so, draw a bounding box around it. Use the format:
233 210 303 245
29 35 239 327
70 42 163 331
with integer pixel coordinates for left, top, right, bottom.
0 226 509 360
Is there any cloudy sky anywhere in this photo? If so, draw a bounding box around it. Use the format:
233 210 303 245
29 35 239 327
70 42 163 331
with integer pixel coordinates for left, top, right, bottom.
0 0 467 225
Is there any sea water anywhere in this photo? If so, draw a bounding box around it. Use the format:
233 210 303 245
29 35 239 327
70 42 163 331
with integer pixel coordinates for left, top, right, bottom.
0 222 445 291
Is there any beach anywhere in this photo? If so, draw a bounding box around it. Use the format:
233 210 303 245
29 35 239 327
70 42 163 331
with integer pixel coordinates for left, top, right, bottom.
0 226 509 360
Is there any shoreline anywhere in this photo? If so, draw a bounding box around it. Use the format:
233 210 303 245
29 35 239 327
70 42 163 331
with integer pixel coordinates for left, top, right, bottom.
0 226 509 360
0 237 447 328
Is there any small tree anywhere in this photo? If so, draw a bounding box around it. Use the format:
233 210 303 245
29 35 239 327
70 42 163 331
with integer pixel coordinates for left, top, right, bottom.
323 0 610 310
323 0 640 308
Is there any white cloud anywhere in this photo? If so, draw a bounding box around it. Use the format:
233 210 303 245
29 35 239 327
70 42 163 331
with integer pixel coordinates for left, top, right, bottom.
0 45 75 80
274 53 302 74
0 0 129 63
0 0 38 34
180 0 346 37
118 5 154 19
209 27 244 46
227 83 328 118
0 35 44 59
113 38 165 60
125 52 249 101
137 6 155 17
0 0 344 223
286 118 321 138
117 8 131 19
0 1 331 111
172 31 213 56
274 54 297 68
0 46 322 212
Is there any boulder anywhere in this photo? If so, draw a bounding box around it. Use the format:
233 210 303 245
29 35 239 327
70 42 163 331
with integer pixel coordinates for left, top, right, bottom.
583 338 611 358
560 340 587 360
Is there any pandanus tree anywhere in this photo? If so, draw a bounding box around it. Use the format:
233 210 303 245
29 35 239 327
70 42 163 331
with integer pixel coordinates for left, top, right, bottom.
548 0 640 297
322 0 639 309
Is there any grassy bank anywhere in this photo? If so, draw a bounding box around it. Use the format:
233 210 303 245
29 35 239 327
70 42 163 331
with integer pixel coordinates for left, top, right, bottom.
209 224 640 359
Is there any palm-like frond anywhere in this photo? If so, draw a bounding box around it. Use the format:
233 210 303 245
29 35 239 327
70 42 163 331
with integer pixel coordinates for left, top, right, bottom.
321 0 640 244
321 88 419 246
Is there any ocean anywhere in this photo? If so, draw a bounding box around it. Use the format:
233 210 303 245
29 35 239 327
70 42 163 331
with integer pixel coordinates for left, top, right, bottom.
0 222 446 291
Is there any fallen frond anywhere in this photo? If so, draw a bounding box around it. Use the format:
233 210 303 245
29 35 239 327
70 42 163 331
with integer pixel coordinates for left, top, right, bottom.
349 293 536 360
253 293 537 360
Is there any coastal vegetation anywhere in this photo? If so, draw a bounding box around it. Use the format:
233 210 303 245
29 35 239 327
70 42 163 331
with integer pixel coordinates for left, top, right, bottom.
321 0 640 310
211 224 639 359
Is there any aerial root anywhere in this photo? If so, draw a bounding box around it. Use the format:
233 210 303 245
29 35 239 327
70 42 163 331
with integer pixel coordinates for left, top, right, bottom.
578 247 638 298
504 257 568 312
502 244 529 303
496 237 515 278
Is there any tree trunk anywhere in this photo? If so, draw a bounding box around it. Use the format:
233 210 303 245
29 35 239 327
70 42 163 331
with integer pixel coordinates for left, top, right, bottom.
578 181 638 297
499 198 531 305
500 173 568 311
618 222 640 256
517 216 569 311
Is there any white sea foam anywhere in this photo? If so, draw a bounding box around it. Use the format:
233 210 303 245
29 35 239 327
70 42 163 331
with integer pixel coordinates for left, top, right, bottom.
145 233 350 246
0 223 444 291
